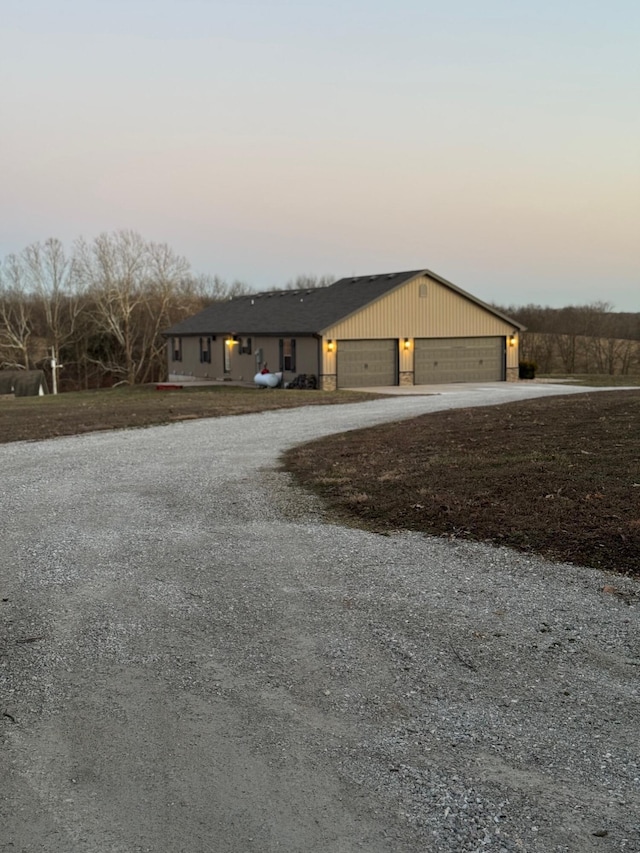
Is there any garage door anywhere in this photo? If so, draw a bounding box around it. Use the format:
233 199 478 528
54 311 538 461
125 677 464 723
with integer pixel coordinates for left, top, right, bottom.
337 339 398 388
414 337 504 384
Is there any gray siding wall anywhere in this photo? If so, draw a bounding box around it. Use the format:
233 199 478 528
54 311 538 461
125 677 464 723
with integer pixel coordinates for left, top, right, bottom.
168 336 222 379
168 335 319 381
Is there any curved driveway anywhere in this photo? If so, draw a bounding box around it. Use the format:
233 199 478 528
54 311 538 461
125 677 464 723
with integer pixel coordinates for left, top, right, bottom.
2 383 639 852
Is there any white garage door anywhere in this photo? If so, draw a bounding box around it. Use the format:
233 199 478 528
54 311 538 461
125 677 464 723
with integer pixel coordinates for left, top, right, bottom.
414 337 504 384
337 339 398 388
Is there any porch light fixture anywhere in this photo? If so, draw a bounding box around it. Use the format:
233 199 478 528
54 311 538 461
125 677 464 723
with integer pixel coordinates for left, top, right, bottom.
508 334 516 347
327 339 334 352
226 336 239 346
403 337 410 350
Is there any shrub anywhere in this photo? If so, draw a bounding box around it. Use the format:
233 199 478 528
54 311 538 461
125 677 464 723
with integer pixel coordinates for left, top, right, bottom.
519 360 537 380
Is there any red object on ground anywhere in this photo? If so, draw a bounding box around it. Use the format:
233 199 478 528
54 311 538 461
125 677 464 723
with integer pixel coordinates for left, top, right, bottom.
155 384 184 391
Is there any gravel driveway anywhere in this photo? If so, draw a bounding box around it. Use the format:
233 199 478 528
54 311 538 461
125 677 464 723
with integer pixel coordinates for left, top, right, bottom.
2 383 639 852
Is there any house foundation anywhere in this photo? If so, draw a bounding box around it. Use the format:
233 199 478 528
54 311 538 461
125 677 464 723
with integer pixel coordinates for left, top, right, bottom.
506 367 519 382
320 374 337 391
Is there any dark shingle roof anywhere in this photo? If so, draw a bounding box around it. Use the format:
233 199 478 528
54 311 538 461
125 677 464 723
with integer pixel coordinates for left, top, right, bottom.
164 269 524 336
0 369 49 396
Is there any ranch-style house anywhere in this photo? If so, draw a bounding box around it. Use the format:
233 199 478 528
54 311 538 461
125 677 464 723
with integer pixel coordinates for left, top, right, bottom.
163 268 524 390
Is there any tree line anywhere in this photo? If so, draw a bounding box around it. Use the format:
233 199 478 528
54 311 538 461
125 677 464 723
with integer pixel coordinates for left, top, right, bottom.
496 303 640 375
4 234 636 388
0 230 333 391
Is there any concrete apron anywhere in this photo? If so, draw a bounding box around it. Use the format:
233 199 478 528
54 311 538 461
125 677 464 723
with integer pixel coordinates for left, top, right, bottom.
341 380 578 396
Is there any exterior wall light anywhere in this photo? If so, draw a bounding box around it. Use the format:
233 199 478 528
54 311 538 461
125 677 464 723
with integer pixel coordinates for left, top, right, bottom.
403 337 410 350
327 339 334 352
509 334 517 347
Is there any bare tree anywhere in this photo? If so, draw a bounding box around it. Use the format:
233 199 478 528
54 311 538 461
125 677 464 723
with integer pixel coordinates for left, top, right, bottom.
72 231 207 384
21 238 85 387
497 301 640 376
190 273 252 302
137 241 193 383
0 253 35 369
284 273 334 291
1 231 263 387
520 332 556 373
74 230 155 384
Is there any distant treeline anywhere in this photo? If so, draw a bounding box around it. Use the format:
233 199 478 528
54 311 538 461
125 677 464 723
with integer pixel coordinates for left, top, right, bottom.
0 231 331 390
3 237 637 388
496 303 640 375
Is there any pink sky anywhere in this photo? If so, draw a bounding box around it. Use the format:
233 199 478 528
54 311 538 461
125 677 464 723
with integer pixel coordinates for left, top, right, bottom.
1 0 638 309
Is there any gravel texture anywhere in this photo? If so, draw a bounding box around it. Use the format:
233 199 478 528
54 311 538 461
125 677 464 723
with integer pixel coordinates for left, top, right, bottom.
1 383 639 852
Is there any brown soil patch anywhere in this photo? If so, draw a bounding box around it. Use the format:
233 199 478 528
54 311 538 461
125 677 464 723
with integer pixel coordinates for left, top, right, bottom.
284 390 640 576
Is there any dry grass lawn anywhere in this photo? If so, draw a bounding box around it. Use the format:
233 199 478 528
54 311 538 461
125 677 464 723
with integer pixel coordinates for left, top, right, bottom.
0 384 374 444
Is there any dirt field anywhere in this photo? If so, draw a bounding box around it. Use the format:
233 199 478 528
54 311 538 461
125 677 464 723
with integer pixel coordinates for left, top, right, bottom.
284 390 640 577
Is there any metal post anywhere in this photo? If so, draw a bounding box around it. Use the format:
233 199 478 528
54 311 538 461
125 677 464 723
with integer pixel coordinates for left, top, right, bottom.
50 347 58 395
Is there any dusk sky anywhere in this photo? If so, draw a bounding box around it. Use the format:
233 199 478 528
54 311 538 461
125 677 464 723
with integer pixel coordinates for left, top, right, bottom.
1 0 638 309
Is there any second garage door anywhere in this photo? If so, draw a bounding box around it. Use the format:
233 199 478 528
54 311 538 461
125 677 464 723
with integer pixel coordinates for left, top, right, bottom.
414 337 504 384
337 339 398 388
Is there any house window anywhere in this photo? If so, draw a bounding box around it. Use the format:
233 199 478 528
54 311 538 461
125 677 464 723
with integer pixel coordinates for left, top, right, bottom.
279 338 296 372
171 337 182 362
242 337 252 355
419 283 428 298
199 336 211 363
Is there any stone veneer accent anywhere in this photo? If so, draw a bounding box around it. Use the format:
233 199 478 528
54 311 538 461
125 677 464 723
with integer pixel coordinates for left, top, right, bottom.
399 371 414 387
506 366 519 382
320 374 337 391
